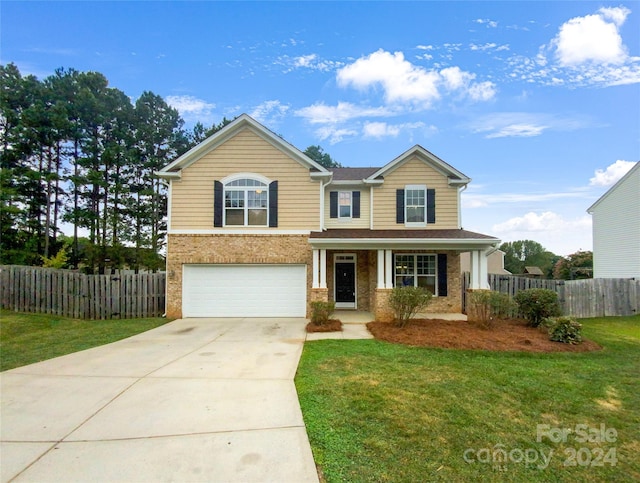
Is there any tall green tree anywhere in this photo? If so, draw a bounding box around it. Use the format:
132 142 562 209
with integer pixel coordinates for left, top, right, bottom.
303 145 341 168
129 92 183 271
500 240 557 277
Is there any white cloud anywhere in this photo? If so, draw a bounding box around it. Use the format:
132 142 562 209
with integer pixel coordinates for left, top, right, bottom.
295 102 392 124
416 45 434 51
589 160 636 187
362 121 427 139
470 43 497 51
474 18 498 28
336 50 495 107
468 81 497 101
165 95 216 124
278 53 344 73
506 7 640 87
250 100 290 125
315 126 358 145
551 7 630 66
363 122 400 138
440 66 475 90
469 112 589 138
337 50 442 106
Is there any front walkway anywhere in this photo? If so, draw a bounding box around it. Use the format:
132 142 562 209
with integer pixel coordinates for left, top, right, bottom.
1 318 318 483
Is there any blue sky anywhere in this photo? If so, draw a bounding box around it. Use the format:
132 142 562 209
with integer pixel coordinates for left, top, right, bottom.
2 1 639 256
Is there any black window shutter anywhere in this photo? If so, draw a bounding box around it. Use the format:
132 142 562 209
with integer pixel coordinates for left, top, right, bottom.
213 180 223 227
427 188 436 224
329 191 338 218
352 191 360 218
396 189 405 224
269 181 278 227
437 254 448 296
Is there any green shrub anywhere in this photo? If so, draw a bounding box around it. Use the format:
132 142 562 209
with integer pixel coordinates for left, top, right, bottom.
514 288 561 327
310 301 336 326
388 286 432 328
547 316 583 344
468 290 516 328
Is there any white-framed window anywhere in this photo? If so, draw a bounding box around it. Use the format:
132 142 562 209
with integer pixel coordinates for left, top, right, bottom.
394 254 437 295
405 185 426 225
338 191 352 218
224 178 268 226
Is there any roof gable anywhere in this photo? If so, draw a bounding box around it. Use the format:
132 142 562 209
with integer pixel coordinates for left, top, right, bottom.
157 114 330 178
367 145 470 185
587 161 640 213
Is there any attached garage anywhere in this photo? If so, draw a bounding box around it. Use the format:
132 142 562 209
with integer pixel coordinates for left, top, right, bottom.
182 264 307 317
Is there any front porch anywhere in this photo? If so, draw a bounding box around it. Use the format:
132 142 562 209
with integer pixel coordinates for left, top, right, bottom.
308 229 500 322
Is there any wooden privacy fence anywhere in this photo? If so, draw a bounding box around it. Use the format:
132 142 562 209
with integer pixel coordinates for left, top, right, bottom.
463 273 639 318
0 265 166 320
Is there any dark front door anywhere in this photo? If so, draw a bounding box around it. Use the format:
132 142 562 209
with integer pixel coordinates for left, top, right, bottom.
335 262 355 304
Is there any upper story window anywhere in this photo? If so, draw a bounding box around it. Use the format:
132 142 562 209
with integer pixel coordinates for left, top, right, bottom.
339 191 352 218
396 185 435 226
405 185 426 224
330 190 360 219
224 178 268 226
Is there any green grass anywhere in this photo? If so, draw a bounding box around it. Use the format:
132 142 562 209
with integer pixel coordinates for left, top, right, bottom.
295 315 640 482
0 309 171 371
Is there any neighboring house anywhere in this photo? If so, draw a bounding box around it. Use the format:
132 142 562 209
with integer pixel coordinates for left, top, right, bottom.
523 266 544 278
460 250 510 275
157 115 500 321
587 161 640 278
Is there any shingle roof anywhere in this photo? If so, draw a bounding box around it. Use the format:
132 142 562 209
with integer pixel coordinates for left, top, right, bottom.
330 167 380 181
309 229 499 240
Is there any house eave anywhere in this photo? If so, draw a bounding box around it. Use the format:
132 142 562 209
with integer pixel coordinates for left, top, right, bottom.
155 170 181 180
308 237 500 251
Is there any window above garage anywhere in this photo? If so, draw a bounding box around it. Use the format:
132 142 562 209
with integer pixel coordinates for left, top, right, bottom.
214 174 278 227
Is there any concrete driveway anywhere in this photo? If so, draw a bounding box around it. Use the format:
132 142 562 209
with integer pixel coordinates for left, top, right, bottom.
0 318 319 483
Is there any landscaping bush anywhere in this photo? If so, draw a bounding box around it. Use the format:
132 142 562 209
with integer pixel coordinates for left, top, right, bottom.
547 316 583 344
468 290 516 328
310 301 336 326
388 286 432 328
514 288 561 327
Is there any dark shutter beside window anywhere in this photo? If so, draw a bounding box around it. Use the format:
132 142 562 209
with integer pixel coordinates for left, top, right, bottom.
269 181 278 227
352 191 360 218
213 180 223 227
396 189 405 224
427 188 436 224
437 253 447 296
329 191 338 218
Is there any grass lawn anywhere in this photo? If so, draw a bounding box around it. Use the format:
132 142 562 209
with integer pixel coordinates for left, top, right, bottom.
295 315 640 482
0 309 171 371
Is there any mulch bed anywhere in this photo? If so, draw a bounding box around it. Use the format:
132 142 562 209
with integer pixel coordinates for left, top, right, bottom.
306 319 343 333
366 318 602 353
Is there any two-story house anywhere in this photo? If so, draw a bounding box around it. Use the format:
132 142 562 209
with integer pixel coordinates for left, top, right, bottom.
157 114 500 321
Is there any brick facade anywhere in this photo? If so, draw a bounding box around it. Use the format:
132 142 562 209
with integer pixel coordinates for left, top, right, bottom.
167 235 462 320
166 234 312 318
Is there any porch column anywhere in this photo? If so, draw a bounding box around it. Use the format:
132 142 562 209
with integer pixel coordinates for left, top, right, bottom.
319 249 327 289
377 249 385 288
470 250 489 290
312 249 319 288
385 249 393 289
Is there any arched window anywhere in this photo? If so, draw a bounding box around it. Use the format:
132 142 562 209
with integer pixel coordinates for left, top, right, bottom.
224 178 269 226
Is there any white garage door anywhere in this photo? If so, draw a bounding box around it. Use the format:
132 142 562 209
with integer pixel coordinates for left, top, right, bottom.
182 264 307 317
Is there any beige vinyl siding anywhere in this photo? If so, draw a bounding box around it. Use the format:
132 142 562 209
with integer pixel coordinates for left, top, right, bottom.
324 186 370 229
171 128 319 230
374 156 460 229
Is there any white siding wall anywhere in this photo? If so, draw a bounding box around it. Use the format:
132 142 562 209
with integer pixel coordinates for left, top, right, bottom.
592 165 640 278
